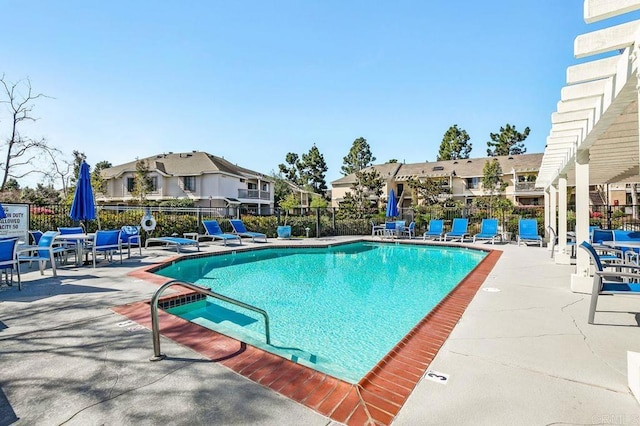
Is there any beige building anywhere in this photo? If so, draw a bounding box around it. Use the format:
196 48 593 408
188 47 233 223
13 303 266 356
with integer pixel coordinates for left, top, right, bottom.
97 151 274 213
331 162 403 208
331 153 544 208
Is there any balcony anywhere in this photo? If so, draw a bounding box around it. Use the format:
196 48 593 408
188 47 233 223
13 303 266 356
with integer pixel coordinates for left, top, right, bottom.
515 182 540 192
238 189 271 200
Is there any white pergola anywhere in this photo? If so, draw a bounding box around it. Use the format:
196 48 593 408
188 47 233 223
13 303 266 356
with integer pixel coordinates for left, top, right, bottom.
537 0 640 292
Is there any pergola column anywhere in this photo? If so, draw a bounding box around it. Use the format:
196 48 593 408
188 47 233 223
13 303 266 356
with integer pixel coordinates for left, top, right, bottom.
556 176 571 264
549 184 557 236
571 149 592 292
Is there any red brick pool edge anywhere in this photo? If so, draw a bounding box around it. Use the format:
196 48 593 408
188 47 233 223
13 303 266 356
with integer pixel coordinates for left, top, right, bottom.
114 248 502 425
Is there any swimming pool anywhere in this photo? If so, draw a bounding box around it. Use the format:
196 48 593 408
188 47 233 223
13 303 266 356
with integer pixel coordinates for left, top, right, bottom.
156 242 486 383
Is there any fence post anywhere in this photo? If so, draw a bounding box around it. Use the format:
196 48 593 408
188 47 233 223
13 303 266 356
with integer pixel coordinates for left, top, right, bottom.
316 208 320 238
332 208 336 233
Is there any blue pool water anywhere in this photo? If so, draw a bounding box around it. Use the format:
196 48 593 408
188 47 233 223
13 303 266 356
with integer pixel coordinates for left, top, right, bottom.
158 242 486 383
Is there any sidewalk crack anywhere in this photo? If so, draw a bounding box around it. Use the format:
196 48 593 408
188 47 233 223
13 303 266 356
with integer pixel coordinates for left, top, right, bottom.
58 362 193 425
449 350 628 395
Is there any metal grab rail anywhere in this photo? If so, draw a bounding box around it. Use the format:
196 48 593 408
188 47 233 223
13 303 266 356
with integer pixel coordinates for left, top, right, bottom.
150 279 271 361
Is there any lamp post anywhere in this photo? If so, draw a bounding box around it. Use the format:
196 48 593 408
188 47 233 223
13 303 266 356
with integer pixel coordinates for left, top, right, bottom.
208 196 212 209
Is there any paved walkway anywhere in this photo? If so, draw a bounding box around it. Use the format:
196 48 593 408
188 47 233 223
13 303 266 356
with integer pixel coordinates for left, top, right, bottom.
0 238 638 425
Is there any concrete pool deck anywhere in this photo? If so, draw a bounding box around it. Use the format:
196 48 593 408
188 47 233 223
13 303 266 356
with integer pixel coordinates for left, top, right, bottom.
0 237 638 425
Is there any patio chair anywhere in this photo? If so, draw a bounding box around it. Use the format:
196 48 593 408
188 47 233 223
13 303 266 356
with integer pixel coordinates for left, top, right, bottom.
612 230 640 264
402 221 416 239
547 226 576 259
17 231 65 277
382 221 397 238
88 230 122 268
120 225 142 258
200 220 242 246
589 229 622 264
29 230 43 245
0 237 21 290
516 219 543 247
423 220 444 241
472 219 501 244
444 218 469 242
58 226 85 255
58 226 84 237
370 221 384 237
229 219 267 242
579 241 640 324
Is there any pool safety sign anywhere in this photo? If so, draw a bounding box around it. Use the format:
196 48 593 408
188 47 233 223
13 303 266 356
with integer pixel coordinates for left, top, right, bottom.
0 204 29 242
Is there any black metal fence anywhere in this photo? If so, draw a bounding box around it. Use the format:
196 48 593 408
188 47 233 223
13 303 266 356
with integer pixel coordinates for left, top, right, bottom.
23 202 640 241
21 203 547 241
578 204 640 231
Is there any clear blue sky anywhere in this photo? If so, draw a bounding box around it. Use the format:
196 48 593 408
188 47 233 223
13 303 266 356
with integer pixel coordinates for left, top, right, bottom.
1 0 632 188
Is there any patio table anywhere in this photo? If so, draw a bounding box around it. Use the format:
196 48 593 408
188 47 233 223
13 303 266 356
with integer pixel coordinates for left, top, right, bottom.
55 233 95 266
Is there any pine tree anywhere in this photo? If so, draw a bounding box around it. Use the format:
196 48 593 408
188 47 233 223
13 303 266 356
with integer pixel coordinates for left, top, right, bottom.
299 144 328 195
486 124 530 156
341 137 376 176
277 153 302 184
437 125 472 161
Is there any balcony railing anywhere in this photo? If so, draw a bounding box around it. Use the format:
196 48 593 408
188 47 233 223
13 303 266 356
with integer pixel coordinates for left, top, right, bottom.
238 189 271 200
515 182 540 192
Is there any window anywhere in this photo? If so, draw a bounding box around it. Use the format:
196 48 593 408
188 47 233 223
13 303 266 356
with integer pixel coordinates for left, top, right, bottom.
248 183 257 190
466 177 480 189
396 184 404 196
261 182 269 191
519 198 540 206
127 176 157 192
432 166 444 171
183 176 195 191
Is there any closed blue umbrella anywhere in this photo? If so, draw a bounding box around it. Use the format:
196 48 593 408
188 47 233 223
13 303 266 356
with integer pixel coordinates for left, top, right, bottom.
386 189 399 219
0 203 6 220
69 161 96 226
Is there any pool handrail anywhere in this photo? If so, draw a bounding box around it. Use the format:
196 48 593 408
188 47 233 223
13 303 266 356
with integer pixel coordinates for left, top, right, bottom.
150 279 271 361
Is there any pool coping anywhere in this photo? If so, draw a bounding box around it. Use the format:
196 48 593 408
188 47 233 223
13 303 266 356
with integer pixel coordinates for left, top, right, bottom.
115 240 502 425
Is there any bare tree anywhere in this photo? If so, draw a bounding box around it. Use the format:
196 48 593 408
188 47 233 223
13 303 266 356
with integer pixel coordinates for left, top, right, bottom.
42 148 73 198
0 75 53 190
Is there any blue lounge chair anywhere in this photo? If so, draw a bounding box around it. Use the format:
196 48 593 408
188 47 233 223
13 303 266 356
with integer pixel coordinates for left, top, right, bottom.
579 241 640 324
517 219 543 247
422 220 444 241
201 220 242 246
444 218 469 242
472 219 501 244
229 219 267 242
0 237 21 290
145 237 200 253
